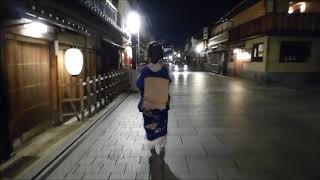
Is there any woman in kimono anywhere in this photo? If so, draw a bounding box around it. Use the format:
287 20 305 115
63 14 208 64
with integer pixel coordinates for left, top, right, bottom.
136 41 171 153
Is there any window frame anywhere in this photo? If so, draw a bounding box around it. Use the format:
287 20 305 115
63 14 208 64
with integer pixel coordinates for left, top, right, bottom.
251 43 264 62
229 49 235 62
279 41 311 63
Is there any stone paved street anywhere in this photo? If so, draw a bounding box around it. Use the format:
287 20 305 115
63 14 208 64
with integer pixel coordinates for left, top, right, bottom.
45 71 320 180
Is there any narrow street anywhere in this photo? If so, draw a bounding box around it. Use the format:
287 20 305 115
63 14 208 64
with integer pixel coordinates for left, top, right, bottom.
1 1 320 180
42 71 320 180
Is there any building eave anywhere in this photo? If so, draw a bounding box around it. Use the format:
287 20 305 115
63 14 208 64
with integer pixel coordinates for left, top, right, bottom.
5 0 129 42
215 0 261 25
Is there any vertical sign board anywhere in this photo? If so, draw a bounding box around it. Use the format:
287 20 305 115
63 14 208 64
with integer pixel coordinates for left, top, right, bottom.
54 40 59 56
203 27 208 40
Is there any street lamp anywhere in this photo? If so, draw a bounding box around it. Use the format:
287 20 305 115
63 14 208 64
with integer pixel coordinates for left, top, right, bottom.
126 12 141 35
196 43 204 54
126 11 141 91
195 42 204 64
126 11 141 69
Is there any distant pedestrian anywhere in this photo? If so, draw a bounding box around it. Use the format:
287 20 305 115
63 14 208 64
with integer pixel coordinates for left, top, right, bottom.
136 41 171 153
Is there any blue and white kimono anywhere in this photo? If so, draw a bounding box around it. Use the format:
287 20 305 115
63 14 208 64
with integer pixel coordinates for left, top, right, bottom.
136 64 171 145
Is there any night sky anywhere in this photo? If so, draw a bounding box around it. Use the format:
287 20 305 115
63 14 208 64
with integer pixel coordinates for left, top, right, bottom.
138 0 239 48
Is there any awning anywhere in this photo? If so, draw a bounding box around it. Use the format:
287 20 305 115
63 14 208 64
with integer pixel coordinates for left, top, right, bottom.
102 37 124 50
229 41 245 48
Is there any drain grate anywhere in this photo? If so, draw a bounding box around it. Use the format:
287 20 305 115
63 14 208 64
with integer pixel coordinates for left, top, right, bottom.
0 156 39 179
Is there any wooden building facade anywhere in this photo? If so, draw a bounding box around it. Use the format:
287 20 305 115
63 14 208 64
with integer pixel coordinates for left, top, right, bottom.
206 0 320 86
0 0 131 161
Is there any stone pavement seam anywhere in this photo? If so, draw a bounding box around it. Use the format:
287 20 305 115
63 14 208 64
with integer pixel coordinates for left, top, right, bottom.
184 156 191 175
233 159 240 170
201 144 208 156
32 94 130 180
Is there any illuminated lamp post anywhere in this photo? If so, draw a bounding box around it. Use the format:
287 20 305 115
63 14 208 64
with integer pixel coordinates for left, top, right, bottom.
196 43 204 54
126 11 141 70
126 11 141 91
195 42 204 64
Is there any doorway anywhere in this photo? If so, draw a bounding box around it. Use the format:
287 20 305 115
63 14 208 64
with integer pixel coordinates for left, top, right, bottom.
234 57 243 77
4 33 51 139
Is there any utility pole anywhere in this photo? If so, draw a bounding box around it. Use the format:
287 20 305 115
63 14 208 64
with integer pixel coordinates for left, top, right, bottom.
131 34 138 70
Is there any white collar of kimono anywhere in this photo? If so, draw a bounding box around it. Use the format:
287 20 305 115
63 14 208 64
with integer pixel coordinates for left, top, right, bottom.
147 62 163 72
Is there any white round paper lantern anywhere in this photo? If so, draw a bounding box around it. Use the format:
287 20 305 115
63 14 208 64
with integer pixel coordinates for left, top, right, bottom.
64 48 83 76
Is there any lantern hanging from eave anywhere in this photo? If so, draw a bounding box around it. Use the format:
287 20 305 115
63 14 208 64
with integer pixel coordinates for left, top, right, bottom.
64 48 84 76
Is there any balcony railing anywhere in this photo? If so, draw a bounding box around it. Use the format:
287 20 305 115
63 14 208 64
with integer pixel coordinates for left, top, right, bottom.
79 0 122 29
208 32 229 47
229 13 320 42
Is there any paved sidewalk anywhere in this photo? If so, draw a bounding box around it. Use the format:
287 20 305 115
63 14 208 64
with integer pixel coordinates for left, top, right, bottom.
42 72 320 180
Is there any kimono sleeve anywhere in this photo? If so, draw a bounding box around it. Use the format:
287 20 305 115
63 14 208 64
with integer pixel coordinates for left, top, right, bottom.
164 66 172 83
136 69 146 92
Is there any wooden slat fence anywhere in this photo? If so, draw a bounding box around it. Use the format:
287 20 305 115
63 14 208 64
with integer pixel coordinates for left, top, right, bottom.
59 69 129 123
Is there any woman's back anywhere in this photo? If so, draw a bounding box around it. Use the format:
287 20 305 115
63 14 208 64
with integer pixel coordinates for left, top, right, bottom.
143 64 170 110
136 41 170 151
